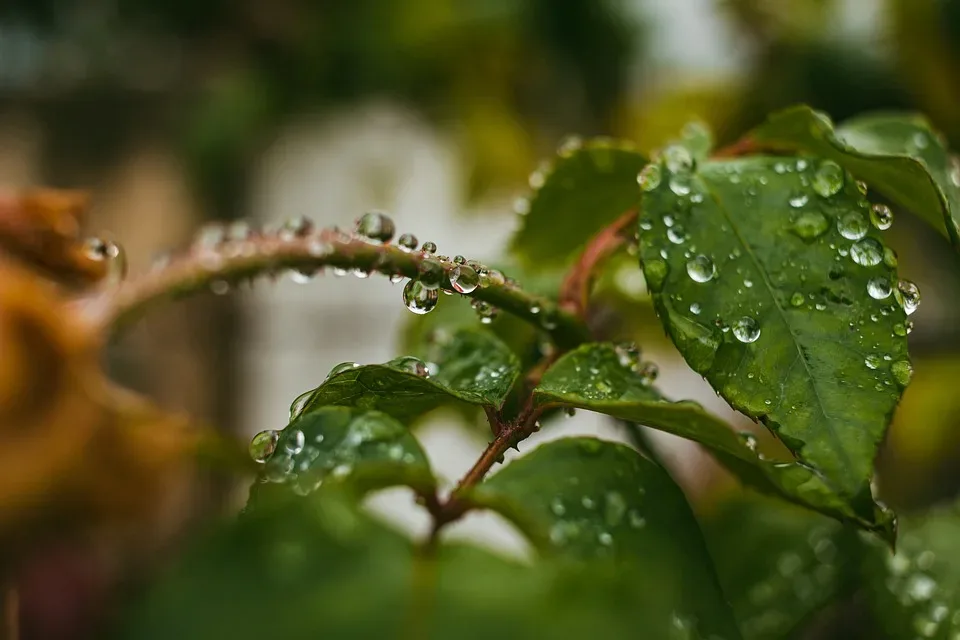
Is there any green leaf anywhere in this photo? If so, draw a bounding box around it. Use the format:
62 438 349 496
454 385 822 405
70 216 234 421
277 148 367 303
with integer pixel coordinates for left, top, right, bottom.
510 139 647 266
704 496 863 640
862 502 960 640
251 406 434 501
751 105 960 249
637 153 910 523
290 328 520 423
125 488 694 640
532 343 896 537
467 437 743 639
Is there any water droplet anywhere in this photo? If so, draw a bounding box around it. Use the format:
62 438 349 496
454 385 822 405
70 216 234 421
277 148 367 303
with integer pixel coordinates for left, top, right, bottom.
739 432 758 452
326 362 361 380
912 131 929 149
449 265 479 294
789 193 809 208
867 277 892 300
581 496 596 510
471 299 499 324
686 254 716 283
284 429 305 455
391 355 429 377
792 211 829 240
838 211 868 240
865 354 881 370
733 316 761 343
604 492 627 527
550 497 566 516
850 238 883 267
644 259 669 291
667 225 688 244
597 531 614 546
249 430 279 463
84 237 118 262
637 163 662 192
813 160 844 197
479 268 506 288
891 360 914 387
279 215 314 241
638 362 659 385
689 302 701 315
869 204 894 230
418 259 445 290
354 211 395 243
895 280 921 315
398 233 418 252
628 510 646 529
421 241 438 254
790 292 805 307
669 174 692 196
615 342 640 368
663 144 694 173
403 280 439 315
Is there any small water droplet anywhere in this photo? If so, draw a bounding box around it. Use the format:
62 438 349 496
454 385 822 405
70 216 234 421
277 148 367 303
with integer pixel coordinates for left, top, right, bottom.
597 531 614 546
628 510 646 529
284 429 305 455
813 160 844 197
355 211 395 243
669 174 692 196
792 211 829 240
949 155 960 187
667 225 688 244
391 355 430 377
638 362 659 385
663 144 694 173
637 163 662 192
891 360 914 386
403 280 439 314
851 238 883 267
327 362 361 380
479 268 506 288
398 233 418 252
895 280 921 315
449 265 479 294
471 299 499 324
789 193 809 208
869 204 894 230
581 496 596 510
912 131 930 150
865 354 881 370
686 254 716 283
732 316 761 343
838 211 868 240
550 497 566 516
867 277 892 300
421 241 438 254
249 430 279 463
790 292 805 307
689 302 701 315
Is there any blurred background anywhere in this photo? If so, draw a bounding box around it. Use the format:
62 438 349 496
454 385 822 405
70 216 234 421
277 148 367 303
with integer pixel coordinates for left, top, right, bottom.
3 0 960 637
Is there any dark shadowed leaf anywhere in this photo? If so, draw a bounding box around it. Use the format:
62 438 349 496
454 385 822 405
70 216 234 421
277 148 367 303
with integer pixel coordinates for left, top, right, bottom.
466 437 743 639
751 105 960 249
532 343 895 537
704 496 864 640
289 329 520 423
637 152 910 532
125 489 689 640
249 406 434 503
510 139 648 266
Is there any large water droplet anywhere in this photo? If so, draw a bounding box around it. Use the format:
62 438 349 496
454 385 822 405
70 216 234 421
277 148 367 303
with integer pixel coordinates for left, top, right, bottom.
813 160 844 197
869 204 894 230
790 292 805 307
403 280 439 315
850 238 883 267
479 268 506 288
732 316 761 343
355 211 395 243
792 211 829 240
249 430 279 463
398 233 418 252
637 163 662 192
891 360 914 387
327 362 361 380
663 144 694 173
418 259 445 290
667 225 688 244
614 342 640 369
449 265 479 294
838 212 868 240
669 174 692 196
686 254 716 283
867 277 892 300
391 355 430 377
895 280 921 315
421 241 438 254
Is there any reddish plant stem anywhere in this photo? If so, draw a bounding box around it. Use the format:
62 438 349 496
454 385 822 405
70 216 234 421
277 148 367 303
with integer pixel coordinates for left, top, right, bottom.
558 209 639 317
712 136 761 158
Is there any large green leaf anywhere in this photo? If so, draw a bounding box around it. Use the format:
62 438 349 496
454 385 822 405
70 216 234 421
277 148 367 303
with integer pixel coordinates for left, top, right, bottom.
509 139 648 266
467 437 743 639
532 343 895 537
751 105 960 249
125 488 688 640
289 328 520 423
704 496 865 640
250 406 434 501
862 502 960 640
637 153 910 521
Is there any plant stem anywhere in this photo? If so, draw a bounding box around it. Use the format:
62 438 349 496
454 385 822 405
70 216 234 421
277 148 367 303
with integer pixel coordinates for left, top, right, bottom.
712 136 761 158
78 227 591 349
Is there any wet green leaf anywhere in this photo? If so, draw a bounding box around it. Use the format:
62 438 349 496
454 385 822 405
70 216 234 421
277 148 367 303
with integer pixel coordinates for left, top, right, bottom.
637 153 909 530
532 343 896 537
510 139 647 266
751 105 960 249
862 502 960 640
250 406 434 503
125 489 690 640
467 437 743 639
704 496 863 640
290 328 520 423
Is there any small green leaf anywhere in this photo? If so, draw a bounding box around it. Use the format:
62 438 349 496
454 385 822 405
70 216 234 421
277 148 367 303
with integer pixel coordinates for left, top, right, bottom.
290 328 520 423
862 502 960 639
638 153 909 523
510 139 647 266
704 496 862 640
251 406 434 501
751 105 960 249
467 437 743 639
532 343 896 537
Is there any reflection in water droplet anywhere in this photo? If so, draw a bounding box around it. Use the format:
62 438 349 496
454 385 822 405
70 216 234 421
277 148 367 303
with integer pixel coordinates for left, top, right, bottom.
397 233 418 252
790 292 805 307
392 356 430 377
421 241 438 254
449 265 479 294
355 211 395 243
669 174 691 196
637 163 662 192
838 212 868 240
418 259 445 290
663 144 694 173
865 354 881 370
850 238 883 267
403 280 439 314
479 268 506 288
686 255 716 283
895 280 921 315
867 277 892 300
869 204 894 230
891 360 914 387
789 193 809 208
813 160 844 197
249 430 279 463
732 316 761 343
792 211 829 240
667 226 688 245
284 429 305 455
689 302 701 315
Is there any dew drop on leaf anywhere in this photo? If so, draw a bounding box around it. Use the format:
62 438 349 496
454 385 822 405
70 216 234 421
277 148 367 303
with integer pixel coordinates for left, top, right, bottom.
837 211 868 240
789 193 809 208
812 160 844 197
732 316 761 343
891 360 914 387
391 355 430 377
792 212 829 241
603 491 627 527
686 254 716 283
471 299 498 324
850 238 883 267
689 302 701 315
284 429 305 455
397 233 418 252
637 163 662 192
403 280 439 314
739 432 758 452
865 354 881 370
867 277 892 300
790 292 805 307
614 342 640 368
663 144 694 174
249 430 279 463
669 174 692 196
638 362 659 385
326 362 361 379
449 265 479 294
895 280 921 315
667 225 688 245
869 204 894 231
